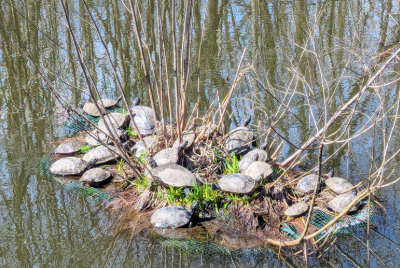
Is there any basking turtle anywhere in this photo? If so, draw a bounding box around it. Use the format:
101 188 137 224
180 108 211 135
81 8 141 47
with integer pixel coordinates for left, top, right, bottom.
49 157 98 176
97 113 129 130
216 173 259 194
83 145 119 165
325 177 355 195
243 160 273 183
83 102 104 117
239 149 269 172
130 97 156 135
85 128 123 146
54 140 87 155
97 95 123 109
295 172 322 195
150 163 197 188
172 131 196 150
80 168 112 187
224 116 254 156
325 193 360 213
284 203 309 217
150 202 198 228
131 135 157 158
153 141 188 166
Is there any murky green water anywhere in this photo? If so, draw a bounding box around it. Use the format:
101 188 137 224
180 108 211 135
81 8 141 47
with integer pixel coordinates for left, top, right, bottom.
1 0 400 267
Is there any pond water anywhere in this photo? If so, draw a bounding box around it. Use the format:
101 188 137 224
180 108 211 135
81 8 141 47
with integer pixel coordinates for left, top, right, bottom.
1 0 400 267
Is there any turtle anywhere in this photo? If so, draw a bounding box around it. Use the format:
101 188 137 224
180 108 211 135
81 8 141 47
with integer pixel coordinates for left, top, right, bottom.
325 193 360 213
243 160 273 183
97 95 123 109
295 172 322 195
284 203 309 217
80 167 112 187
172 131 196 150
85 128 123 146
325 177 355 195
83 102 104 117
224 115 254 156
216 173 259 194
130 97 156 135
49 157 98 176
150 163 198 188
82 145 119 165
54 140 87 155
150 202 198 228
131 135 157 158
97 113 129 130
238 149 269 172
153 141 188 166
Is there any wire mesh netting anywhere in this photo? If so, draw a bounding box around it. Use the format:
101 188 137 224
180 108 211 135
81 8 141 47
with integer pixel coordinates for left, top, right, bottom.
63 107 125 132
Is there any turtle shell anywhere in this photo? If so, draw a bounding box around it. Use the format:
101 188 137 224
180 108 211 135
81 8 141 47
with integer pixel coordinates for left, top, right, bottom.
284 203 309 217
217 173 256 194
83 145 119 164
85 128 122 146
172 131 196 149
326 193 360 213
325 177 354 195
97 113 129 129
49 157 89 175
296 174 321 194
98 98 120 108
151 206 191 228
131 135 157 158
243 161 273 183
55 140 87 155
83 102 102 117
238 149 268 172
151 164 197 187
130 105 155 135
224 127 254 155
80 168 111 187
153 148 179 166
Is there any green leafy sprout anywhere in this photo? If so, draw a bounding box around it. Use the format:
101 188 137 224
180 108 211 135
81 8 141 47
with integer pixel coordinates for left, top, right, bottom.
223 153 240 174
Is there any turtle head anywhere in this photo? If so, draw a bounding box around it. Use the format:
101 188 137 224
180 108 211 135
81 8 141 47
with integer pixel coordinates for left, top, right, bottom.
260 142 268 151
117 95 123 103
133 97 141 106
252 153 259 161
190 200 199 215
243 115 251 127
326 170 334 178
177 140 188 154
87 158 98 169
121 131 128 142
145 155 157 168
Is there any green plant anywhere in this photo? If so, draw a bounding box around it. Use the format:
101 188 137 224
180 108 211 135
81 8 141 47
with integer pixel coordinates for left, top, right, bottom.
131 175 150 192
223 153 240 174
76 145 91 155
117 159 124 174
125 126 138 138
166 186 185 204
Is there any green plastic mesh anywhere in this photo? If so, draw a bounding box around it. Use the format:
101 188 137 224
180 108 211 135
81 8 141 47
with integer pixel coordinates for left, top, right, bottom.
38 156 115 202
280 201 383 240
63 107 125 132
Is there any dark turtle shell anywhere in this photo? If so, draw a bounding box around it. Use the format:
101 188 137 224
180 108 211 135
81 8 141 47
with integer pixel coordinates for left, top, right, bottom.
83 145 119 164
153 148 179 166
150 206 191 228
326 193 360 213
80 168 111 187
284 203 309 217
325 177 354 195
49 157 90 175
151 164 197 188
172 131 196 150
55 140 87 155
217 173 256 194
224 127 254 156
131 135 157 157
243 161 273 183
83 102 102 117
238 149 268 172
296 174 321 194
130 105 155 135
97 98 120 108
97 113 129 129
85 128 122 146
